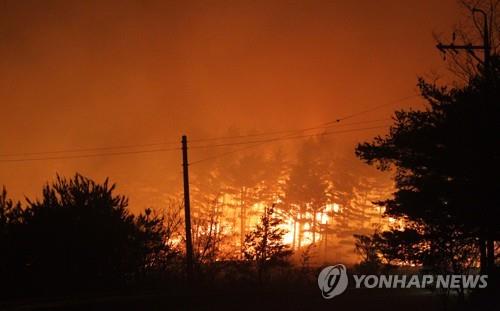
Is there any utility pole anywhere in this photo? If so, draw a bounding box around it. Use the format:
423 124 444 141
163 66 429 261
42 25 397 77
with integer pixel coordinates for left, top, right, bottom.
437 8 493 275
436 8 490 76
181 135 194 284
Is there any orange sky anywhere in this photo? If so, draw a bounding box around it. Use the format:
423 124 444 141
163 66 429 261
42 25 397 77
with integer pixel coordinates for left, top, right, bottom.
0 0 462 211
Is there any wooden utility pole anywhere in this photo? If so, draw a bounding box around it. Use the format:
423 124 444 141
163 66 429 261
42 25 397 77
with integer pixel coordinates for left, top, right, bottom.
181 135 194 283
436 8 490 75
436 8 493 275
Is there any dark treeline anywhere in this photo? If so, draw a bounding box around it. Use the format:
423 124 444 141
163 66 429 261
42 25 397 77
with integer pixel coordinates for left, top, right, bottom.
355 54 500 276
0 174 178 299
0 173 300 303
353 2 500 307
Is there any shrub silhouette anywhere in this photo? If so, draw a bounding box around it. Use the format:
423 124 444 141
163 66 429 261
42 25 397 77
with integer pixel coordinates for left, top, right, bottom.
3 173 169 295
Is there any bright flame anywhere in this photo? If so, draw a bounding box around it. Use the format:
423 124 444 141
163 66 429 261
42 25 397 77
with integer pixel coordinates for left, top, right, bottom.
282 218 295 245
198 183 397 261
326 203 340 213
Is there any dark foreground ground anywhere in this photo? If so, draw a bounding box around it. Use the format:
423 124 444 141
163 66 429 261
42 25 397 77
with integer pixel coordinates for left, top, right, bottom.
2 285 495 311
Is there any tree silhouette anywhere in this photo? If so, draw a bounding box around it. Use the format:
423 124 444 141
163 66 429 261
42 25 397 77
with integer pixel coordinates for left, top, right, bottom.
244 204 292 283
0 187 23 297
10 173 171 294
134 207 179 278
353 233 382 273
285 138 328 248
355 56 500 275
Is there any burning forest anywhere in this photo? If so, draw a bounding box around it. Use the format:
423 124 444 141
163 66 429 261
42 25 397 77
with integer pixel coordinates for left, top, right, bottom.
1 0 499 310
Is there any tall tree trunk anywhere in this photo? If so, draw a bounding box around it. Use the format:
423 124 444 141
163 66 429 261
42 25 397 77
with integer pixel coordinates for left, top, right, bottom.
312 212 316 244
324 220 328 260
240 188 246 259
297 210 303 249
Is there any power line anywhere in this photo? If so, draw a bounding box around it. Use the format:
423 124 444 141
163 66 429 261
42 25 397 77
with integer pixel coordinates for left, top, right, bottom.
0 118 389 158
189 118 390 144
190 142 267 166
189 125 390 150
329 94 420 123
189 129 308 166
0 147 180 163
0 91 416 158
0 92 412 160
189 124 390 165
189 130 304 166
0 124 390 163
0 141 180 158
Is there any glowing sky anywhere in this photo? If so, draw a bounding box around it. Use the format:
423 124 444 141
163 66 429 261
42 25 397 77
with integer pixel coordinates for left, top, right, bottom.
0 0 461 210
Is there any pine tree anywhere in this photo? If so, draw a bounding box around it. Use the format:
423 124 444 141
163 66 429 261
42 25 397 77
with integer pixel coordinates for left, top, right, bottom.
244 204 292 283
